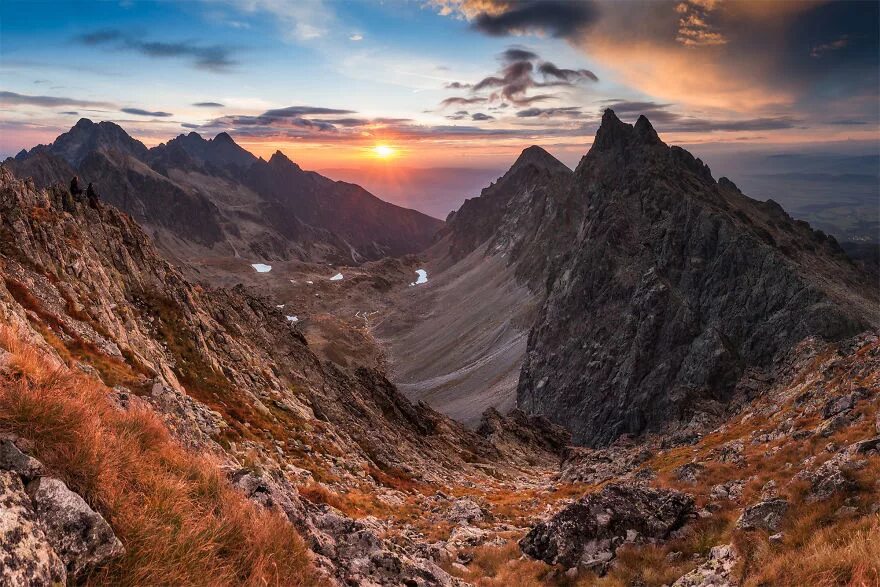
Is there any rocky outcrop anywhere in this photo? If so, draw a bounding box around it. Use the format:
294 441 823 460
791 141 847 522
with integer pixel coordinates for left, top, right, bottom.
736 498 788 532
0 470 67 586
518 110 879 446
519 484 694 572
27 477 125 577
1 442 124 585
671 544 738 587
476 407 571 466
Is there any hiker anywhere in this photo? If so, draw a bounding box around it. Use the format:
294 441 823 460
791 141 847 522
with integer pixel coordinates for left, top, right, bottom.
86 182 99 209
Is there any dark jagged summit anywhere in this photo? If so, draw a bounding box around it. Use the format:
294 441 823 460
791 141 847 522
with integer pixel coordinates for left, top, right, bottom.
510 145 572 175
518 112 880 446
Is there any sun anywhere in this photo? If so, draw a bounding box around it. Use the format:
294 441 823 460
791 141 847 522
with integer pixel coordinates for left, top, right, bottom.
372 144 397 159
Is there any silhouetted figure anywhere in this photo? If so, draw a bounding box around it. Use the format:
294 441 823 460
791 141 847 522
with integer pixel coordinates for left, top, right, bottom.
69 175 83 198
86 182 99 209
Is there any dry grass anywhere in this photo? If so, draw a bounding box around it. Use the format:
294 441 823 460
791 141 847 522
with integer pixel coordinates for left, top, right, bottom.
0 326 324 586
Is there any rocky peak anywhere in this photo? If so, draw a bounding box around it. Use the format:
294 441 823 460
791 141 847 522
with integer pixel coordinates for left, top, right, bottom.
156 129 256 170
509 145 571 175
268 150 301 170
213 131 234 144
590 109 665 155
42 118 149 167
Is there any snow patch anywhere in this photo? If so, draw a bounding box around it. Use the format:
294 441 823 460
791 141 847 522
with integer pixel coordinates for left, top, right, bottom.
330 273 344 281
306 280 314 285
286 315 299 323
251 263 272 273
410 268 428 286
276 304 285 309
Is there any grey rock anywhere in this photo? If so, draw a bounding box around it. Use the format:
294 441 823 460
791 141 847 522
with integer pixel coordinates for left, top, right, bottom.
446 498 486 525
519 484 694 570
0 470 66 586
26 476 125 577
0 440 44 482
671 543 738 587
736 498 788 532
675 462 706 484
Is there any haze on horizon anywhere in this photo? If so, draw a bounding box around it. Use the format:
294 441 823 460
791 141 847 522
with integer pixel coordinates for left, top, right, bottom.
1 0 878 235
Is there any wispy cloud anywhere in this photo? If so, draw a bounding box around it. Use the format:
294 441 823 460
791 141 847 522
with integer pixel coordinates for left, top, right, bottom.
121 107 173 117
0 91 115 109
193 102 225 108
77 29 238 72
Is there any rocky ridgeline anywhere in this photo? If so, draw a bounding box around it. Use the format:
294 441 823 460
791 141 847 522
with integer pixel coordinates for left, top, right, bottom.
518 110 879 446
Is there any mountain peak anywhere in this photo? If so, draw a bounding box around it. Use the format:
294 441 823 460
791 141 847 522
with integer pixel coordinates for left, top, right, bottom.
74 118 95 129
592 109 664 153
214 131 234 144
510 145 570 175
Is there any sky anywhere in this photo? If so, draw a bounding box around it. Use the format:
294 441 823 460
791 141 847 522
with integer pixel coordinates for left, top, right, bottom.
1 0 878 172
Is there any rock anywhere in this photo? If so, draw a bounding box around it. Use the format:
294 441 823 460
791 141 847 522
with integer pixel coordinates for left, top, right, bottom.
736 499 788 532
446 498 486 525
448 525 487 547
671 544 738 587
795 451 860 502
853 436 880 454
26 476 125 577
760 480 778 500
0 470 67 586
519 484 694 569
710 480 743 502
675 462 706 484
769 532 784 544
0 440 44 481
816 413 849 437
822 394 856 419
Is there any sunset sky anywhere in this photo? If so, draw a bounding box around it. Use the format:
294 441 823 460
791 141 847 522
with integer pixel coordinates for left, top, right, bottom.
1 0 878 171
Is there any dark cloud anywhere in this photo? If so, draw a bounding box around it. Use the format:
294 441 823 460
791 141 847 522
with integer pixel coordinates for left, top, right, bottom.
59 111 79 116
0 91 114 109
538 62 597 82
605 101 798 133
121 107 173 117
500 47 538 62
193 101 225 107
471 1 598 38
77 29 238 72
471 112 494 121
440 96 487 107
517 106 582 118
445 81 472 89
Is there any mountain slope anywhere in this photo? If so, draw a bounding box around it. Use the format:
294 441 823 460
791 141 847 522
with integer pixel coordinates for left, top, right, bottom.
518 110 880 445
377 146 573 425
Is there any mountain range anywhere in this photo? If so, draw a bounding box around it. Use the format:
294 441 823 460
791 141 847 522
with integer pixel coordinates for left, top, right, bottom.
6 118 442 266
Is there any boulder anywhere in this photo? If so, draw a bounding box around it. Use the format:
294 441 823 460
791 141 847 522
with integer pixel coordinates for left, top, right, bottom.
736 499 788 532
519 484 694 570
671 543 738 587
446 498 486 525
0 470 66 586
26 477 125 577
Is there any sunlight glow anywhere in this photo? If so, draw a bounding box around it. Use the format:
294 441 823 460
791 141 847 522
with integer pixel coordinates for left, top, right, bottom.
372 144 397 159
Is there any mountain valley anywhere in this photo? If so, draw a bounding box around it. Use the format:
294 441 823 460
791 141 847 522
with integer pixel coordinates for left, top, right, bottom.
1 112 878 587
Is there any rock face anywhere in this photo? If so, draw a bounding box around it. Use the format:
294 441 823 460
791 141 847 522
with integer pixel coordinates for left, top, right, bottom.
0 470 67 586
736 498 789 532
519 484 694 570
27 477 125 577
518 110 879 445
5 119 442 264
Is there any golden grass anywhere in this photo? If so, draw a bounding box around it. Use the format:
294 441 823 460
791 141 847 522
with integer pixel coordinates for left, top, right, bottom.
0 326 324 586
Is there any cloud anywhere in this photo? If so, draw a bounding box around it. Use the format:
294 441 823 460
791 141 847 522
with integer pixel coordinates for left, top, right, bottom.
349 33 363 41
468 1 598 38
500 47 538 62
121 107 173 117
193 101 225 107
516 106 582 118
0 91 115 109
538 62 597 82
440 96 487 107
811 35 849 58
445 81 473 89
604 101 798 132
77 29 238 72
444 48 596 108
471 112 494 121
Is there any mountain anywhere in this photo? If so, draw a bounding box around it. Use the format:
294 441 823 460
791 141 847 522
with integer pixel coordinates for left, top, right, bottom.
517 110 880 445
376 145 572 425
5 119 442 265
